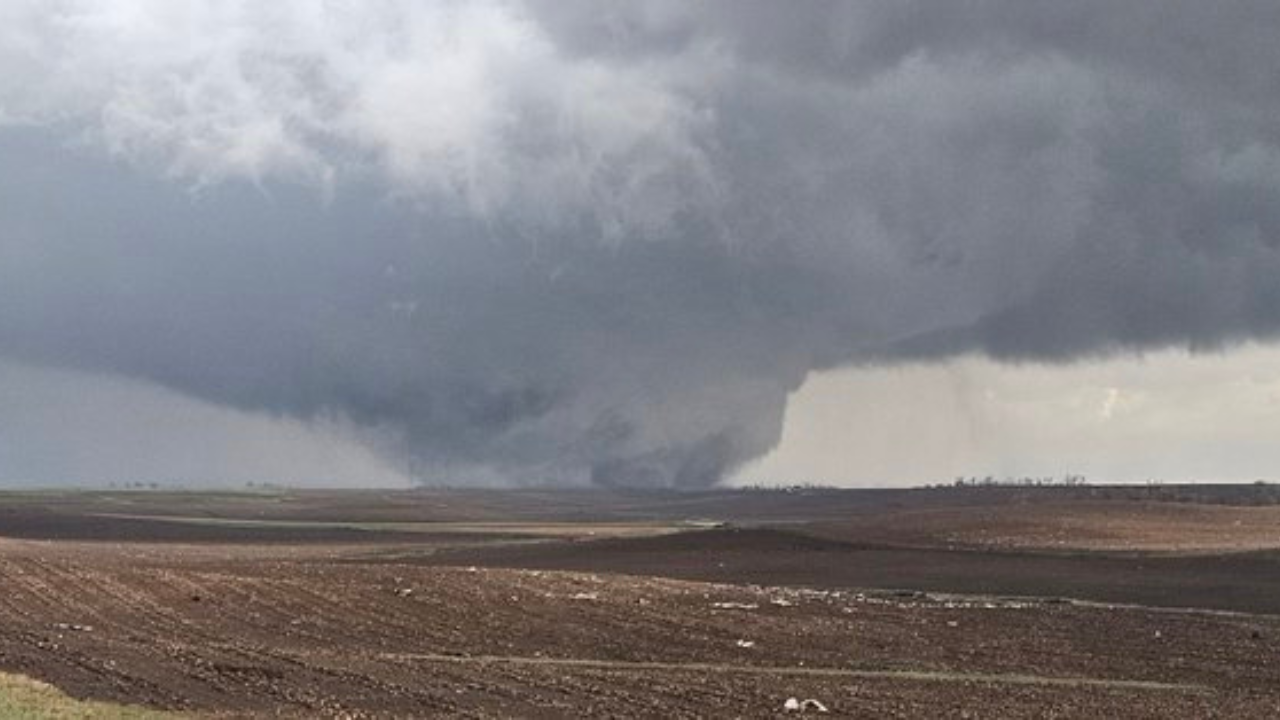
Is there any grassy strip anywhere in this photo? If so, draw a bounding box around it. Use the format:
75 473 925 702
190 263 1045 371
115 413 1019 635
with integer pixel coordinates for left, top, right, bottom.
90 513 689 537
0 672 181 719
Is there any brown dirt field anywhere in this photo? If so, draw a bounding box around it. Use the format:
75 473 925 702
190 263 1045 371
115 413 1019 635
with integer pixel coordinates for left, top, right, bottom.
426 526 1280 615
801 501 1280 553
2 488 1280 718
2 538 1279 718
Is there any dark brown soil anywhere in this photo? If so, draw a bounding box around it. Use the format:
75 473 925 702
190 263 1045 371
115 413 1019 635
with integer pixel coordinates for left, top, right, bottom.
429 526 1280 615
1 488 1278 718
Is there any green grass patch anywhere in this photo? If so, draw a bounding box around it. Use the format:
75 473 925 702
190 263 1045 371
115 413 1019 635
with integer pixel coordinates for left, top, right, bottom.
0 672 182 719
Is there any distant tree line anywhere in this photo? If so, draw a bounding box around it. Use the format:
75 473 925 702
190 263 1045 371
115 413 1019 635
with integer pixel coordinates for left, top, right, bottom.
947 474 1089 488
103 480 285 491
735 482 839 492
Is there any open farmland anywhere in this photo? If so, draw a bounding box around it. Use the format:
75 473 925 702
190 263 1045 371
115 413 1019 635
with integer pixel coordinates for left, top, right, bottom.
1 487 1279 718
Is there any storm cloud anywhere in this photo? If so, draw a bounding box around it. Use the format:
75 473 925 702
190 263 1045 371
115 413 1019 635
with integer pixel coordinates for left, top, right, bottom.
1 1 1278 486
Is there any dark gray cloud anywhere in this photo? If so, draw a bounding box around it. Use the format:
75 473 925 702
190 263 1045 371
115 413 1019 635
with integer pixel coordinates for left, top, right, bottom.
0 359 408 488
1 1 1278 486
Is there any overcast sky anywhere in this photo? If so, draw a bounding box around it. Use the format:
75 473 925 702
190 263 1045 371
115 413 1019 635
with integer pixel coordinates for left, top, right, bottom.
739 345 1280 487
1 1 1279 488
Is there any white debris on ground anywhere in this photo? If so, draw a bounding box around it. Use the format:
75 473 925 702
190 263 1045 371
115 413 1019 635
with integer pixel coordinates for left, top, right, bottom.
570 592 599 601
53 623 93 633
711 602 759 610
736 639 756 648
745 584 1040 612
783 697 830 713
